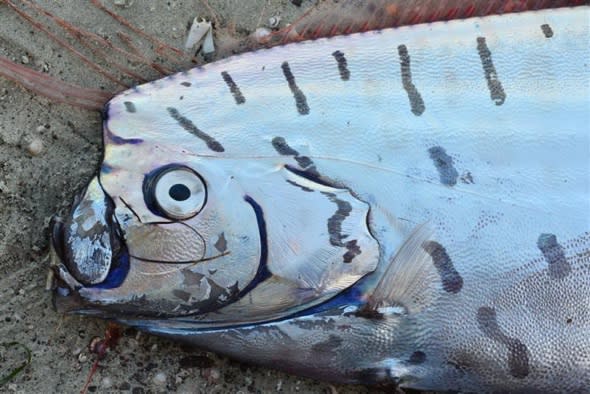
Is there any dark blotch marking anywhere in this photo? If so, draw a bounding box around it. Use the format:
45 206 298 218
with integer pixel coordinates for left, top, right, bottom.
422 241 463 293
123 101 136 113
323 192 362 263
172 289 192 302
214 232 227 253
408 351 426 364
182 269 204 286
272 136 298 156
398 45 425 116
220 71 246 104
541 24 554 38
343 240 361 263
428 146 459 186
332 50 350 81
477 306 530 378
537 233 571 279
281 61 309 115
272 136 315 170
476 37 506 105
167 107 224 152
180 81 192 87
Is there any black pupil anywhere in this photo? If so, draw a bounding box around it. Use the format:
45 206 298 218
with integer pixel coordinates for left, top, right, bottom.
169 184 191 201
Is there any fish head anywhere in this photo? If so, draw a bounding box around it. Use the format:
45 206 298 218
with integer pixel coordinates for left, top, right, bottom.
49 89 380 320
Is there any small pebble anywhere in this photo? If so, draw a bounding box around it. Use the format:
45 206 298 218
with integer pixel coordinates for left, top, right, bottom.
21 55 29 64
113 0 133 7
276 379 283 391
7 383 17 392
252 27 271 43
27 138 43 156
203 367 220 384
101 377 113 389
152 371 167 386
72 347 83 356
150 343 158 352
78 353 88 363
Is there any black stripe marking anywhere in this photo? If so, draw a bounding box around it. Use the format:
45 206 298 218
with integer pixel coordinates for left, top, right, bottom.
105 126 143 145
281 61 309 115
238 196 272 297
476 37 506 106
537 233 571 279
124 101 136 113
477 306 530 379
180 82 192 87
428 146 459 186
332 50 350 81
323 192 362 263
286 179 314 192
422 241 463 293
167 107 224 152
398 45 425 116
271 136 314 169
221 71 245 104
408 351 426 365
541 24 554 38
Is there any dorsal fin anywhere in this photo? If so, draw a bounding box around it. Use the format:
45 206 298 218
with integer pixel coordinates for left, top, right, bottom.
263 0 588 46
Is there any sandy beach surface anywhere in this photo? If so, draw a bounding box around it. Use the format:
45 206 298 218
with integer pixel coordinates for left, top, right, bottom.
0 1 380 393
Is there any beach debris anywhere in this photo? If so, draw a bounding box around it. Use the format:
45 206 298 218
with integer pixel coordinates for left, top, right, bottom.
80 323 122 394
0 342 31 387
185 18 215 54
252 27 271 43
113 0 133 8
268 15 281 29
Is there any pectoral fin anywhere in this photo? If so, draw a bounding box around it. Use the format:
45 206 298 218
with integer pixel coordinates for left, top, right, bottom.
368 223 441 314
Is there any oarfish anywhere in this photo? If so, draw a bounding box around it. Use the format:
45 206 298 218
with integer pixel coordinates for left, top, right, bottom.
41 4 590 392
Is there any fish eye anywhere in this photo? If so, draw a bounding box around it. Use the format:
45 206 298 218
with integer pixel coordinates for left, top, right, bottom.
146 165 207 220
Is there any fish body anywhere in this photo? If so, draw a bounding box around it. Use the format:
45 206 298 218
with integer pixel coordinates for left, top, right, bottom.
50 7 590 392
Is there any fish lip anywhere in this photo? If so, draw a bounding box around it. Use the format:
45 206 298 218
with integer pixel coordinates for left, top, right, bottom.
48 180 130 313
48 216 84 313
55 177 125 286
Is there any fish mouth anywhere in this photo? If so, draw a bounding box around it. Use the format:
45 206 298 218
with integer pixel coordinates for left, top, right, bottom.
48 177 130 312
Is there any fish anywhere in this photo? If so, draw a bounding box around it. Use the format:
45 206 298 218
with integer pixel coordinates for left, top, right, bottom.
40 4 590 393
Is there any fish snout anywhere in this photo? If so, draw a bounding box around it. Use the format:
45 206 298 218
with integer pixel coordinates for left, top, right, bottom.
50 177 123 286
